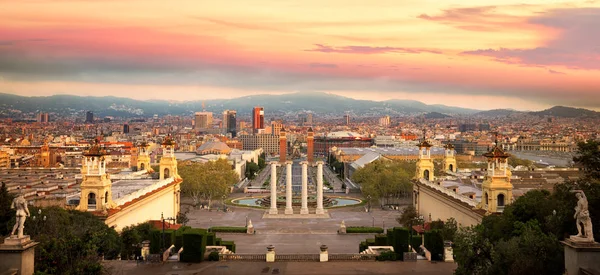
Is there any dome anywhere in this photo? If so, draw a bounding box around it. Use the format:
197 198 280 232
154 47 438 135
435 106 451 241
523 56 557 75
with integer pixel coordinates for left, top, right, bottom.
196 139 232 155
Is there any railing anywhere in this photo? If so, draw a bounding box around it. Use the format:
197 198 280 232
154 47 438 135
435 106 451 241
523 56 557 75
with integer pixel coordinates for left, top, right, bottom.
275 254 320 262
329 254 377 261
419 179 478 207
220 254 266 261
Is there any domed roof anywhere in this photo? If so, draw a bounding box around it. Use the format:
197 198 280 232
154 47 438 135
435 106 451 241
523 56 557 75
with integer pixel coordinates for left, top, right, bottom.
196 139 231 154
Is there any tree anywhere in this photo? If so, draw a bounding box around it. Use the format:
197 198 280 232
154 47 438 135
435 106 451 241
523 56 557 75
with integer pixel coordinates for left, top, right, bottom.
179 159 238 207
352 160 415 206
0 182 14 236
120 222 154 260
507 154 534 168
396 205 417 226
27 207 121 274
258 157 266 170
573 139 600 179
245 161 260 180
453 225 493 275
441 218 458 242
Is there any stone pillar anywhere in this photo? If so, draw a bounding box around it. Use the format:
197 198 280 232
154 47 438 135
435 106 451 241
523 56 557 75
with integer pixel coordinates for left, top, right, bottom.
285 161 293 214
269 162 278 215
316 161 325 214
300 161 309 215
320 245 329 262
247 219 255 234
562 240 600 275
444 241 454 262
0 237 39 275
266 245 275 263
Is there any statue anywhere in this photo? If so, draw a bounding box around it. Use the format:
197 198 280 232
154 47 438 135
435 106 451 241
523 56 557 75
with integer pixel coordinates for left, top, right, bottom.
10 190 31 239
570 190 595 242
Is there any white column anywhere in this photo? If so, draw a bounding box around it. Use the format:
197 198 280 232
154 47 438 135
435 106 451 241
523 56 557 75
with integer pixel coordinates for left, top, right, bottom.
285 161 293 214
316 161 325 214
300 161 309 214
269 162 278 215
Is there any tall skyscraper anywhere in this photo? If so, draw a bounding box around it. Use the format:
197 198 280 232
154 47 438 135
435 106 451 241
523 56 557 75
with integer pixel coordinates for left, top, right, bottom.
123 124 130 134
271 120 283 136
344 114 350 125
194 112 213 130
379 116 390 127
252 106 264 134
85 111 94 124
37 112 49 123
298 112 313 126
223 110 237 137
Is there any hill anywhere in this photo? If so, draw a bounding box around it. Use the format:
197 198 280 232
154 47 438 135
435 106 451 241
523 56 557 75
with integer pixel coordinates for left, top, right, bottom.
528 106 600 118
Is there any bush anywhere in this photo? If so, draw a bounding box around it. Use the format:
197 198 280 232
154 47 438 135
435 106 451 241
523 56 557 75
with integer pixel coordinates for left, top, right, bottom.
376 251 398 261
346 227 384 233
174 226 191 251
410 235 422 252
359 241 368 253
221 241 236 253
149 230 161 254
215 238 222 246
208 251 220 261
206 233 216 246
180 229 207 263
389 227 409 255
209 226 247 233
424 230 444 261
375 234 388 246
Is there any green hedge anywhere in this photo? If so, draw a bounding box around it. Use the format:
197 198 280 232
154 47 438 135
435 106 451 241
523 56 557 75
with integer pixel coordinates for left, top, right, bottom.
208 251 220 261
221 241 236 253
346 227 384 233
180 229 207 263
215 238 222 246
206 233 216 246
149 230 161 254
375 234 388 246
174 226 192 251
359 241 368 253
424 230 444 261
376 251 398 261
209 226 247 233
410 236 422 251
389 227 409 255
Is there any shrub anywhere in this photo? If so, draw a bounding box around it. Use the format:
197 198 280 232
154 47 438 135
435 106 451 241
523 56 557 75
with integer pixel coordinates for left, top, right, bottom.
221 241 236 253
208 251 220 261
388 227 409 256
209 226 247 233
174 226 191 251
376 251 398 261
410 235 422 252
215 238 222 246
206 233 216 246
424 230 444 261
346 227 384 234
375 234 388 246
180 229 207 263
359 241 368 253
149 230 161 254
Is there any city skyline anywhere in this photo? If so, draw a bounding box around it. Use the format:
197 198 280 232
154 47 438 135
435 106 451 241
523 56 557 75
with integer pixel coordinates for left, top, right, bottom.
1 1 600 111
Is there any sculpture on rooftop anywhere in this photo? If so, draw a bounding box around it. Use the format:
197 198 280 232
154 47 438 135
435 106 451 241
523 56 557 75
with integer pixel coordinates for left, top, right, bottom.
571 190 595 242
10 188 31 239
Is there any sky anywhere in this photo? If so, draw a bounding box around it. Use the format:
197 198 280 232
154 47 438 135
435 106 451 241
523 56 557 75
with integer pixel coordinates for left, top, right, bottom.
1 0 599 111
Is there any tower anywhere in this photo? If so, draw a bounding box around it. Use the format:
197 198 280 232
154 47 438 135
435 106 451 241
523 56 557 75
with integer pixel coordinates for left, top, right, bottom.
479 142 513 213
415 134 434 181
307 127 314 163
252 106 264 134
159 136 180 180
40 143 51 168
137 141 151 171
443 143 457 173
77 141 116 212
279 127 287 163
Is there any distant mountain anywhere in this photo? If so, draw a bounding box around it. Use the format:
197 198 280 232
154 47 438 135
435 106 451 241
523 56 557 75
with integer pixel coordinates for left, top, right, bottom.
474 109 522 117
0 92 482 118
423 112 451 119
529 106 600 118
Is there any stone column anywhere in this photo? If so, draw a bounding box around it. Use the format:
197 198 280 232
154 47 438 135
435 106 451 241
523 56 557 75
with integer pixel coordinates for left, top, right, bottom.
316 161 325 214
285 161 293 214
269 162 278 215
320 245 329 262
300 161 309 214
266 245 275 263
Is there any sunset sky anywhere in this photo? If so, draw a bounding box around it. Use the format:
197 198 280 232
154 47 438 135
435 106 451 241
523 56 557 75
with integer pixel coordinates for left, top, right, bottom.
1 0 599 111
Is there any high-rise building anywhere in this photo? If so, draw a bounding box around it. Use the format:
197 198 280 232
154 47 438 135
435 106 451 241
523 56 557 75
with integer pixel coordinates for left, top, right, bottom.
344 114 350 125
85 111 94 124
194 112 213 130
252 107 264 134
298 113 313 126
223 110 237 137
37 112 49 123
123 124 130 134
379 116 390 127
271 120 283 136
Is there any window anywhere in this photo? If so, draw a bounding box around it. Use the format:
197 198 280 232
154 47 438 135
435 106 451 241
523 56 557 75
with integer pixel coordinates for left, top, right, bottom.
88 193 96 210
497 194 505 207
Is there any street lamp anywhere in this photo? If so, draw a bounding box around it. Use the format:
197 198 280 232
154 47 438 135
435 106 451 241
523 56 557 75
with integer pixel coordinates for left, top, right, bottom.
161 212 176 252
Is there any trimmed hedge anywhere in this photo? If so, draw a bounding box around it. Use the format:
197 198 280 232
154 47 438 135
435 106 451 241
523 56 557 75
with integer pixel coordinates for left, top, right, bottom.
346 227 384 234
375 234 388 246
149 230 161 254
376 251 398 261
410 235 422 252
206 233 216 246
208 251 220 261
359 241 368 253
209 226 247 233
424 230 444 261
215 237 222 246
221 241 236 253
174 226 192 251
389 227 409 255
180 229 208 263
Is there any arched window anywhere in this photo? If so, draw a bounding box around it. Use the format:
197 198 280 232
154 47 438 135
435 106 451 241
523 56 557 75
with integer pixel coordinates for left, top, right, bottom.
449 164 454 172
164 168 170 178
485 193 489 206
88 193 96 210
424 170 430 181
105 191 108 203
140 163 145 170
497 194 505 207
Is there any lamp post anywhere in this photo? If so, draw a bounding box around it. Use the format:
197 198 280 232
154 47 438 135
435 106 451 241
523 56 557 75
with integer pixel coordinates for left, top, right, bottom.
161 212 176 252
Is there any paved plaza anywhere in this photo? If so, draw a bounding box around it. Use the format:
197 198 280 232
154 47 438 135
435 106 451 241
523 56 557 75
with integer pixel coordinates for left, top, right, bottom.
185 196 408 254
105 260 457 275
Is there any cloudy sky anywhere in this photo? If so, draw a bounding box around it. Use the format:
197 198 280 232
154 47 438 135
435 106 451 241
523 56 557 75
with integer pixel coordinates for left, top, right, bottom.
1 0 599 111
